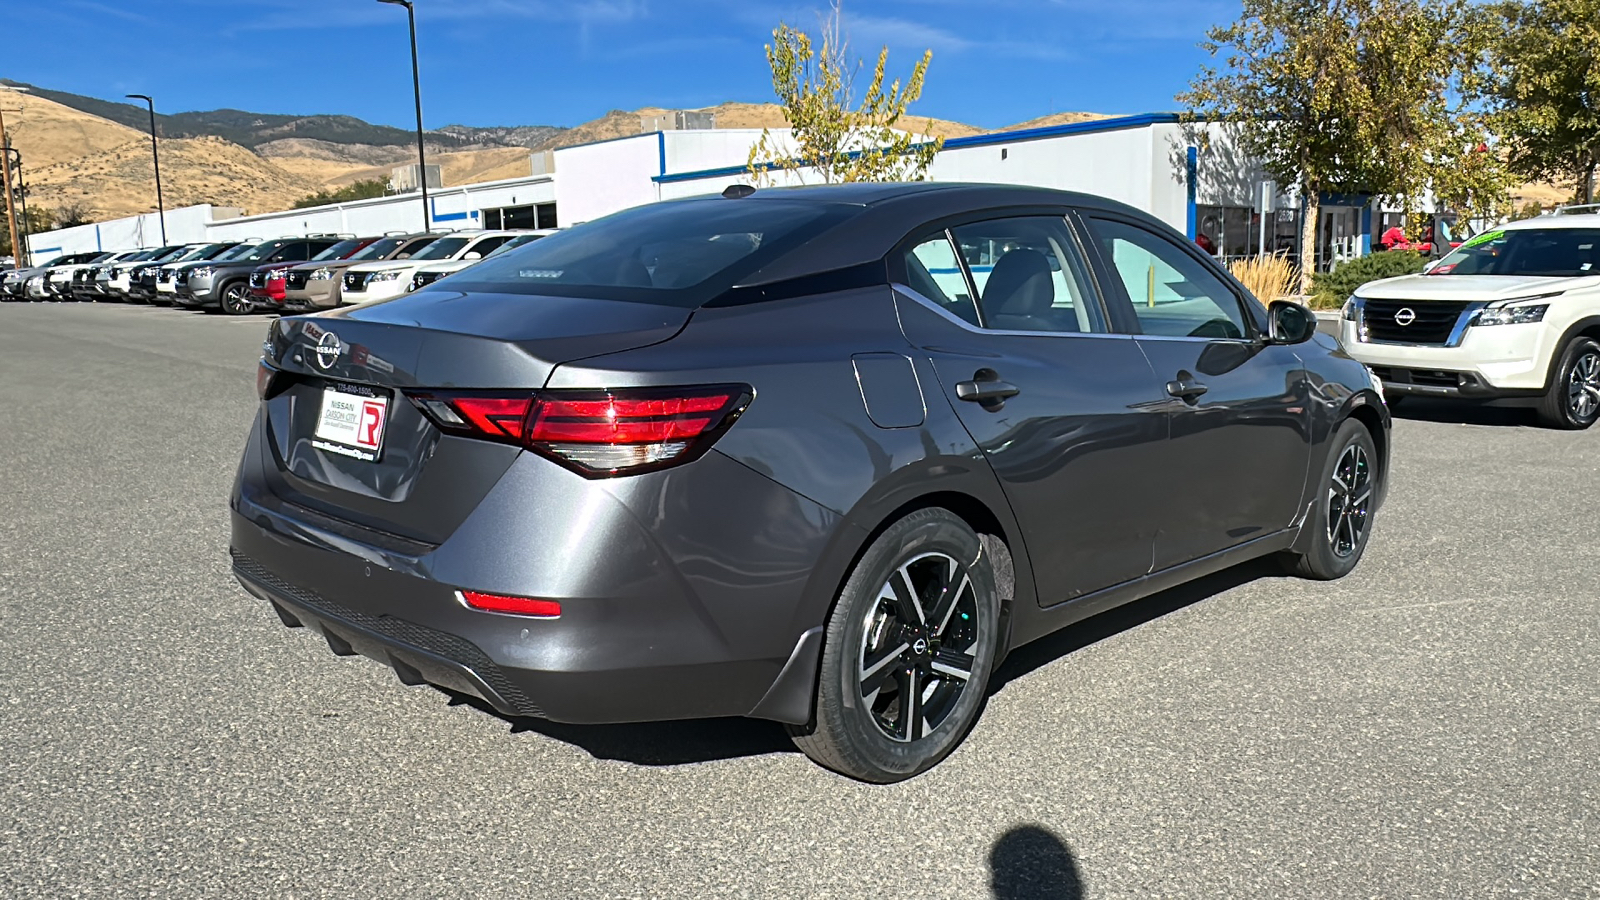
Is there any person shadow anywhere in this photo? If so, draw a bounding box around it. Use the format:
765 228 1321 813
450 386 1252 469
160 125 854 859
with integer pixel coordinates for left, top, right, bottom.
990 825 1084 900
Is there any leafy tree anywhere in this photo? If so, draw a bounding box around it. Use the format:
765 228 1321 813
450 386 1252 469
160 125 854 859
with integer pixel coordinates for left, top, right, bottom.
1476 0 1600 203
1 207 54 263
1182 0 1500 293
293 178 390 209
748 2 941 184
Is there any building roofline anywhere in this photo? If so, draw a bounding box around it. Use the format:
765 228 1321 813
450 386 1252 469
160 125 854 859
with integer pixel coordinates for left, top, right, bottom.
652 111 1187 184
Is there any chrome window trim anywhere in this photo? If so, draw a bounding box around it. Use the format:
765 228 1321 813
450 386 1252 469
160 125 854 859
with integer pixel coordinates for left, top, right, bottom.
892 283 1133 340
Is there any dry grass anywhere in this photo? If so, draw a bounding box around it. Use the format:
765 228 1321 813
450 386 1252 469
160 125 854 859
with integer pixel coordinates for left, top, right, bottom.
1229 254 1301 304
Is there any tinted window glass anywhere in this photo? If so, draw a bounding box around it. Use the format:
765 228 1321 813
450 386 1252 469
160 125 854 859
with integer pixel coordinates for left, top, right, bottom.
313 239 365 261
271 242 310 262
450 200 839 306
465 235 514 257
348 238 403 261
904 233 980 326
1090 218 1249 339
1433 228 1600 277
410 237 471 261
235 241 281 263
485 233 545 257
951 217 1103 333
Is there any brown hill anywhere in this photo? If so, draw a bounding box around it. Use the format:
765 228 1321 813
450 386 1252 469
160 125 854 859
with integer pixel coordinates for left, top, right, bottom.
538 102 983 150
998 112 1117 132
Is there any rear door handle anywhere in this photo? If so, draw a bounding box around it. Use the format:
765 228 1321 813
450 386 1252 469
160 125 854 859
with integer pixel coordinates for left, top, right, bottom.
1166 378 1209 401
956 372 1020 410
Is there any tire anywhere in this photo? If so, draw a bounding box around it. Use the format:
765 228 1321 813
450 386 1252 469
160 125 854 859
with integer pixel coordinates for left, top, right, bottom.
1282 417 1378 580
219 282 253 316
789 508 1000 783
1536 337 1600 430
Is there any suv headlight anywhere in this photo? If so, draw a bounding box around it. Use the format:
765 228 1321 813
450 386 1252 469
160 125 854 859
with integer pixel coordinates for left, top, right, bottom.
190 266 213 279
309 268 335 281
370 270 404 282
1341 296 1359 321
1474 304 1549 326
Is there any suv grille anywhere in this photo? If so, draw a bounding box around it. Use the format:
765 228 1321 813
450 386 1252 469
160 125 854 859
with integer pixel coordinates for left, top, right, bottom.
285 270 309 290
157 267 174 283
1362 300 1469 345
343 271 368 292
248 271 266 289
175 269 190 285
412 271 442 289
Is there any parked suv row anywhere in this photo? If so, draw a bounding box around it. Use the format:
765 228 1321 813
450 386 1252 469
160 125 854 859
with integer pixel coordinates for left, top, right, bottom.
2 228 552 314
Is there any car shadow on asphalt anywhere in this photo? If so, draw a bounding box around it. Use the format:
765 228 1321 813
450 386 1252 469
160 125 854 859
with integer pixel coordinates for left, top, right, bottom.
1388 397 1538 427
440 557 1285 767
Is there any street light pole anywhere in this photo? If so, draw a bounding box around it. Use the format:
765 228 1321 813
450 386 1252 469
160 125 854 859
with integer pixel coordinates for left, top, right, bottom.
378 0 430 232
3 146 28 267
125 94 167 245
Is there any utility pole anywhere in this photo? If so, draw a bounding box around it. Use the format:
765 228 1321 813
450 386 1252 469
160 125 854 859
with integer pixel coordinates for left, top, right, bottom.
0 106 25 269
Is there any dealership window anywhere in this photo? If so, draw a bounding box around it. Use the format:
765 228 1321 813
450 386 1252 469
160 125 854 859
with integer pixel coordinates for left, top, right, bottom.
480 203 557 230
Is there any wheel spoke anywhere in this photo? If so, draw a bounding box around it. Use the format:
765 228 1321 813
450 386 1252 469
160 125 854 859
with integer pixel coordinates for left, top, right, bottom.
930 647 974 682
1351 485 1373 508
1341 511 1359 549
888 565 926 627
899 667 923 741
928 572 971 639
860 641 909 699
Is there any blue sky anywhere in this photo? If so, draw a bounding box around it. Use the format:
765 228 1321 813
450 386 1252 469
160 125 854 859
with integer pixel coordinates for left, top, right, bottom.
12 0 1235 131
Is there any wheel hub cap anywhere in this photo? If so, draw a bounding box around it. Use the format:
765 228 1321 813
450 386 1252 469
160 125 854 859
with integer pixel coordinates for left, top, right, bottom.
1568 352 1600 421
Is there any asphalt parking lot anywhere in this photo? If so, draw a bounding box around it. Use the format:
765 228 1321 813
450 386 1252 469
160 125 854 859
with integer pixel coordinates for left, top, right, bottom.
2 303 1596 899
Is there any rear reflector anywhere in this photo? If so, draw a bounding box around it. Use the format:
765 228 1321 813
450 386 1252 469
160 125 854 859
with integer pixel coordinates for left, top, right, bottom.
407 384 751 478
458 590 561 618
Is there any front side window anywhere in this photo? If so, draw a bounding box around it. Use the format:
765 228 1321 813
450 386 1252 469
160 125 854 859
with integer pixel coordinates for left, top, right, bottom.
349 238 403 262
1089 218 1250 339
313 239 365 261
465 235 515 257
951 217 1103 333
410 237 471 261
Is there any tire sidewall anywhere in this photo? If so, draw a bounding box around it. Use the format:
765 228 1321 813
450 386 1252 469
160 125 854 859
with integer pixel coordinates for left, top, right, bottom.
816 510 999 781
1304 419 1379 579
222 282 252 315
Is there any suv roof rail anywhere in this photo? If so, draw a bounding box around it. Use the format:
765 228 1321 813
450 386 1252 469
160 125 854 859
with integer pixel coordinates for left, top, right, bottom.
1554 203 1600 215
382 230 409 236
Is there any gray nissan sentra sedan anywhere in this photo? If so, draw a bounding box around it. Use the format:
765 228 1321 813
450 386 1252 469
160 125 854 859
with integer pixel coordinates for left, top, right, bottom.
232 182 1389 782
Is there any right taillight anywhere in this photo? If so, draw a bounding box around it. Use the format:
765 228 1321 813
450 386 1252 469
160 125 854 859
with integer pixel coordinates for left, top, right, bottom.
407 385 751 478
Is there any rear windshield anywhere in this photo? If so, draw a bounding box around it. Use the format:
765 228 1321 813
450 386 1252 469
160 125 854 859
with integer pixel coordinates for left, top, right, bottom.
1433 228 1600 277
443 200 840 306
410 237 471 260
313 239 365 261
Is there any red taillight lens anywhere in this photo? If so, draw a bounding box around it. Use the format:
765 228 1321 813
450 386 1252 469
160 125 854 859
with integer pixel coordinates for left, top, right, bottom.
407 385 750 477
459 590 561 618
257 360 277 399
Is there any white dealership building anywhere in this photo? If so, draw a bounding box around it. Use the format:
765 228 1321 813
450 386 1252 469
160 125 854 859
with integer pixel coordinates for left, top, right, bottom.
26 113 1378 267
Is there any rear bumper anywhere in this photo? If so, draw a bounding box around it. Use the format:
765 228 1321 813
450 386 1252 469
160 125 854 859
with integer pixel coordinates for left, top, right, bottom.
229 440 839 725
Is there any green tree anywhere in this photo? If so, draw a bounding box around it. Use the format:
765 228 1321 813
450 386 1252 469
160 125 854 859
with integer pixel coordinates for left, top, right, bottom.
1477 0 1600 203
1 206 52 263
748 2 941 184
293 178 390 209
1181 0 1500 293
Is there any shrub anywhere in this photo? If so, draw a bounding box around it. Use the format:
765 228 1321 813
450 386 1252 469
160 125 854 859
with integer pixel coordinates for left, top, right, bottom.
1311 251 1426 308
1228 254 1300 304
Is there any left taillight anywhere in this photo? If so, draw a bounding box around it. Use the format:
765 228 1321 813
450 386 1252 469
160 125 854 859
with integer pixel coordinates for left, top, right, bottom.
256 360 276 399
407 384 752 478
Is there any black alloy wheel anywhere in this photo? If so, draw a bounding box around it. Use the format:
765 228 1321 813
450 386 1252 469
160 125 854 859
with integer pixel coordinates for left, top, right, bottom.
1282 417 1378 580
220 282 253 316
792 508 1000 783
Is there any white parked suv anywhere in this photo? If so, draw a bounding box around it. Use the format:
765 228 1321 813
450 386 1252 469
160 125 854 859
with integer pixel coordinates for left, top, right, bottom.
339 230 529 306
1341 213 1600 429
406 230 554 292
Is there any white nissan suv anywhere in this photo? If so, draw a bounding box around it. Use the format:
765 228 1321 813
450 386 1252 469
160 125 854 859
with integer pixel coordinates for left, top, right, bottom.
339 230 528 306
1341 213 1600 429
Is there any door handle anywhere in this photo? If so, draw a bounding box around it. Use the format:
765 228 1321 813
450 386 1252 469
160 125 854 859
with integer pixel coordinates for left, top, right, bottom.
1165 377 1209 402
955 370 1020 411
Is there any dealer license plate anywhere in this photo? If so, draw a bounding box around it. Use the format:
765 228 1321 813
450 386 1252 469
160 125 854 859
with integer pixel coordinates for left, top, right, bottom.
312 384 390 462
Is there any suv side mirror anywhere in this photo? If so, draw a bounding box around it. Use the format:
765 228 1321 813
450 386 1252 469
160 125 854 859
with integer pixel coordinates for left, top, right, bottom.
463 251 483 261
1267 299 1317 344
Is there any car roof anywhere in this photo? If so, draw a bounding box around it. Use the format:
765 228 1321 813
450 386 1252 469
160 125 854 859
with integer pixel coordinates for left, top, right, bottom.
1501 213 1600 231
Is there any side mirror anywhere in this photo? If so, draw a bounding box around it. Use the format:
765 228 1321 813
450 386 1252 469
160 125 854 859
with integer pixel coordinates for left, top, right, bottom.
463 251 483 261
1267 299 1317 344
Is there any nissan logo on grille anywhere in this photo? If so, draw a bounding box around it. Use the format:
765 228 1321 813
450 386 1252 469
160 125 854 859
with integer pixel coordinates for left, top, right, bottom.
1394 307 1417 326
313 332 342 370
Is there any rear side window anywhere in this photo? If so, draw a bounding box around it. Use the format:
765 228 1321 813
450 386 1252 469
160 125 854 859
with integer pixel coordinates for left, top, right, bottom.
951 217 1103 333
447 200 841 306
